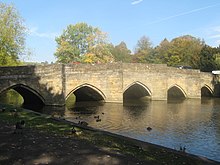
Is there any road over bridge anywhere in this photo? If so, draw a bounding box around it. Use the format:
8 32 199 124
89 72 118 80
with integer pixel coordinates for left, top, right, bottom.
0 63 219 107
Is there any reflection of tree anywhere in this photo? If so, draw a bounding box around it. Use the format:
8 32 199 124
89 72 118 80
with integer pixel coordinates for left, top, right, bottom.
41 106 66 117
167 98 185 104
72 106 98 115
124 105 148 119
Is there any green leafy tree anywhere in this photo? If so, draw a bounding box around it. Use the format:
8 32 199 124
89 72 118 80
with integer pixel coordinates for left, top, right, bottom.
200 45 219 72
0 3 26 66
82 43 114 63
110 41 131 62
132 36 153 63
214 52 220 69
154 38 171 64
55 22 113 63
214 45 220 69
167 35 204 67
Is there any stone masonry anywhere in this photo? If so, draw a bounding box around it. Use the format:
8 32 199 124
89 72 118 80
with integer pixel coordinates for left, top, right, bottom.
0 63 216 106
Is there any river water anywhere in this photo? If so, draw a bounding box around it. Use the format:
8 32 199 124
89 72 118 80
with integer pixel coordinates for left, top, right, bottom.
40 98 220 162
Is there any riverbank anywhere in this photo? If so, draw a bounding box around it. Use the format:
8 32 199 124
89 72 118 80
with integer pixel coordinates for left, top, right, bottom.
0 104 219 165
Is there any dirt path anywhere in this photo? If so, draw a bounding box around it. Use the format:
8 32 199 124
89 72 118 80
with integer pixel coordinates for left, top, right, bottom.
0 121 152 165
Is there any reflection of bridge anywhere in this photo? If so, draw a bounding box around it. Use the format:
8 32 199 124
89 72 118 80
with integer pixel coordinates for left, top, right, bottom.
0 63 219 106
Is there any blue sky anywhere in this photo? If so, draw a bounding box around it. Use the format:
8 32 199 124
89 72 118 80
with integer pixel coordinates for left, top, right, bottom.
2 0 220 62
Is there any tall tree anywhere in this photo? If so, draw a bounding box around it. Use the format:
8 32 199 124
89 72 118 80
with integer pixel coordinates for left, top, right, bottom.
154 38 171 64
214 45 220 69
200 45 217 72
134 36 152 53
132 36 153 63
0 3 26 66
110 41 131 62
55 22 113 63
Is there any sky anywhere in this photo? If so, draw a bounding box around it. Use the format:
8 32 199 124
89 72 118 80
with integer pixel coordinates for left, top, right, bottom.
2 0 220 62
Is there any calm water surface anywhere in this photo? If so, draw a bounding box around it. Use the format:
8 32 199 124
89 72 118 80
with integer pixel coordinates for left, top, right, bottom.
42 98 220 162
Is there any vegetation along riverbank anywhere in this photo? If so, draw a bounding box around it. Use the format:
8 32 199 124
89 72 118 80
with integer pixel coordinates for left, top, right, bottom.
0 104 219 165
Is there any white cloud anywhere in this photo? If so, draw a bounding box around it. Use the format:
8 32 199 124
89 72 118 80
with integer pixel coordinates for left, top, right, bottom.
216 40 220 45
131 0 143 5
209 26 220 45
210 26 220 38
211 34 220 39
148 3 220 25
206 26 220 46
28 27 58 39
210 26 220 36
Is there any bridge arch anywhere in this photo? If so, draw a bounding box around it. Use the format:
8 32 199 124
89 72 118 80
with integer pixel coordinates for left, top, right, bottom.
123 81 152 100
66 83 106 102
201 84 213 97
0 84 45 108
168 84 187 99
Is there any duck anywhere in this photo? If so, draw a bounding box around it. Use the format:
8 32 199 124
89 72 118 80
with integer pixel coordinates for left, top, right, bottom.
14 120 25 134
78 121 88 126
147 127 152 131
96 118 101 122
179 145 186 152
75 116 81 119
0 107 6 112
71 127 76 134
94 115 99 119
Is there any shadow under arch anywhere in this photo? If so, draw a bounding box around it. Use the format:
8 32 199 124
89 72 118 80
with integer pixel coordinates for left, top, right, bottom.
201 84 213 97
123 81 152 101
213 84 220 97
168 84 187 99
0 84 45 109
66 83 106 102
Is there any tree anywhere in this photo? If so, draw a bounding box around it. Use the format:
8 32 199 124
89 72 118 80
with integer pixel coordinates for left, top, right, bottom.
167 35 204 67
55 22 114 63
0 3 26 66
154 38 171 64
200 45 217 72
132 36 153 63
110 41 131 62
82 43 114 63
214 45 220 69
134 36 152 53
199 45 220 72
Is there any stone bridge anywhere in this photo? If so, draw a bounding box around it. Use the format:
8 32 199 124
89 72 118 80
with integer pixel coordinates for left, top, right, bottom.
0 63 219 106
